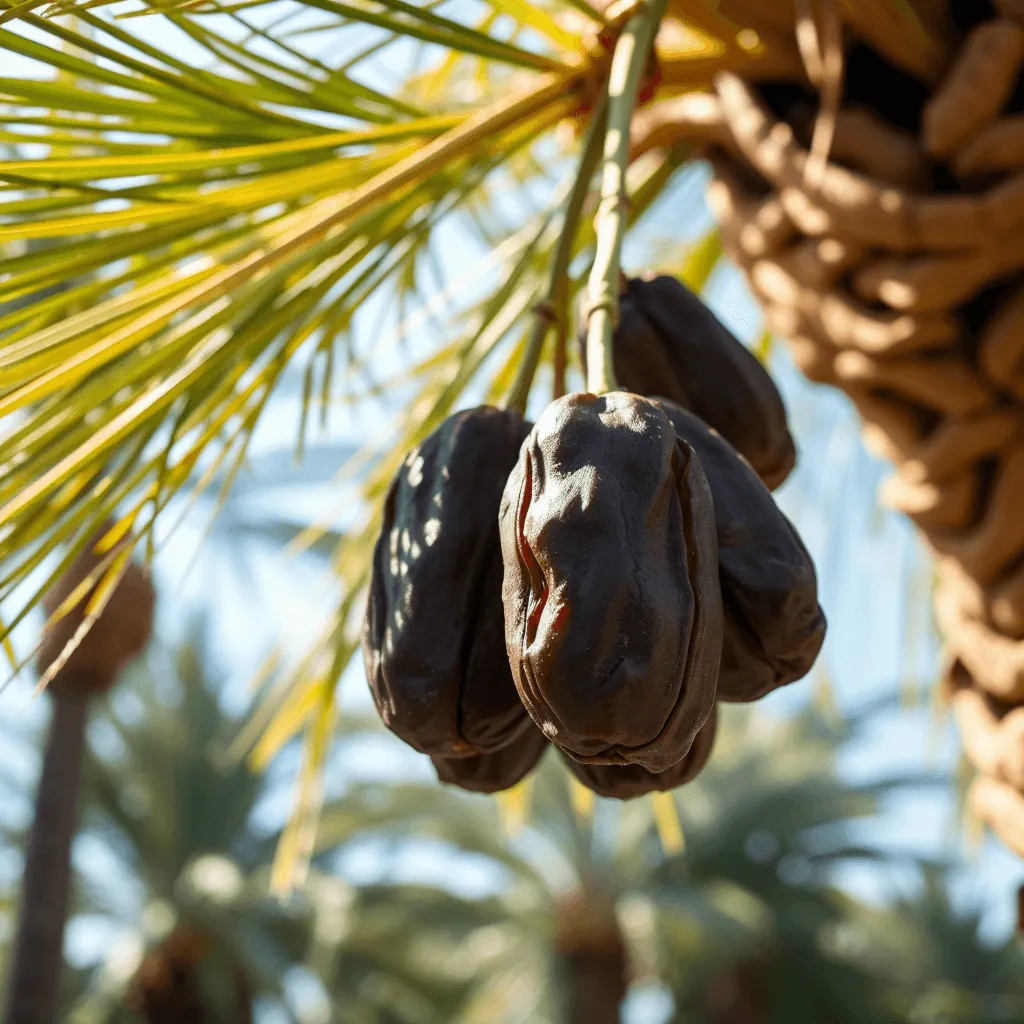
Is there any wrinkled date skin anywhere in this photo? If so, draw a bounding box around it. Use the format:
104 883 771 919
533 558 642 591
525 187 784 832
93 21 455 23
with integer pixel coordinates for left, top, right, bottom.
562 707 717 799
432 724 549 794
653 398 826 702
500 391 723 773
580 275 796 490
363 406 532 759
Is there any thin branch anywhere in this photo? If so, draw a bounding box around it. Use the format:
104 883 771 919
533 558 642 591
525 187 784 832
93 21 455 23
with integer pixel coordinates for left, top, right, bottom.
584 0 669 395
505 97 607 415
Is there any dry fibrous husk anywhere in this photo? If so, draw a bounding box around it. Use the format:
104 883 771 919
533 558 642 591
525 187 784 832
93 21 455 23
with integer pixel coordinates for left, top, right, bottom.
715 71 1024 252
671 7 1024 857
899 410 1023 486
979 285 1024 398
922 19 1024 158
880 468 979 530
956 116 1024 178
930 447 1024 585
936 566 1024 702
971 775 1024 857
946 660 1024 789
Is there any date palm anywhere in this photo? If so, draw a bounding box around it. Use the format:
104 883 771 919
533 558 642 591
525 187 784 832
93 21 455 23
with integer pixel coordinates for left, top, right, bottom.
2 530 154 1024
312 699 1012 1024
0 0 961 883
5 611 1019 1024
54 622 520 1024
64 624 297 1024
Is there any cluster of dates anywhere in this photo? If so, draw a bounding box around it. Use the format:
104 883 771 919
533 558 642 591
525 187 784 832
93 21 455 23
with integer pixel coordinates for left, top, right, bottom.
362 275 826 799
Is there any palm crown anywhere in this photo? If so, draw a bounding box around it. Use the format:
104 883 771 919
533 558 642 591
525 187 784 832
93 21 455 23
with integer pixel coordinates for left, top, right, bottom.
0 0 789 869
0 0 1005 885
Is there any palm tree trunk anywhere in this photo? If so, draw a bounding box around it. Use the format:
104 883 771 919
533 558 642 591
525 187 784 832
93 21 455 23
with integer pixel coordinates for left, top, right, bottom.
125 925 254 1024
554 891 629 1024
2 689 90 1024
559 949 628 1024
704 960 772 1024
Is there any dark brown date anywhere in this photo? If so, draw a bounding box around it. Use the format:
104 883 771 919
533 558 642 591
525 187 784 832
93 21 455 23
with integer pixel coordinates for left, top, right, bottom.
580 275 796 489
500 391 723 773
363 406 532 758
432 723 548 794
654 398 826 702
562 706 717 799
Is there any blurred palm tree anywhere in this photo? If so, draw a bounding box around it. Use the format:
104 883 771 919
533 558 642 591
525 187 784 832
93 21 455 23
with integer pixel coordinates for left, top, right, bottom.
64 624 301 1023
30 622 520 1024
875 869 1024 1024
2 614 1017 1023
312 701 1024 1024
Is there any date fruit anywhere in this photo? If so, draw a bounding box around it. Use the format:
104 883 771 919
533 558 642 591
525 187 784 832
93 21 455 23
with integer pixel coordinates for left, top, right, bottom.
500 391 723 773
654 398 825 702
580 275 796 489
432 724 548 794
562 706 717 799
363 406 532 759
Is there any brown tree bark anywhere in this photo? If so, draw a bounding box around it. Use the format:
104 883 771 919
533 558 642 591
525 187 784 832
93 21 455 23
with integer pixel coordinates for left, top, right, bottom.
3 529 151 1024
554 890 629 1024
2 688 90 1024
559 950 629 1024
704 960 772 1024
124 925 254 1024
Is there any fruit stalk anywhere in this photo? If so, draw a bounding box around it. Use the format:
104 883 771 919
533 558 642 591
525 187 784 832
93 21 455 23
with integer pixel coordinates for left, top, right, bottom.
505 97 608 415
585 0 669 395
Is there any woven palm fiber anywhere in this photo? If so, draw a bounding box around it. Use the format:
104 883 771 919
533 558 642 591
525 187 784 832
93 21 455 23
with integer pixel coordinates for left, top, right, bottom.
632 5 1024 858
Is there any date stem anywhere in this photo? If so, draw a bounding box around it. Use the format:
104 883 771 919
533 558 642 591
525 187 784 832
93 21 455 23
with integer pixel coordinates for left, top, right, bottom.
505 98 608 416
584 0 669 395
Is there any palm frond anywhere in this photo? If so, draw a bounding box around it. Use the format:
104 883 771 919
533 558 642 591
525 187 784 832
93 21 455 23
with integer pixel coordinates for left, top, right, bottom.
0 1 586 683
